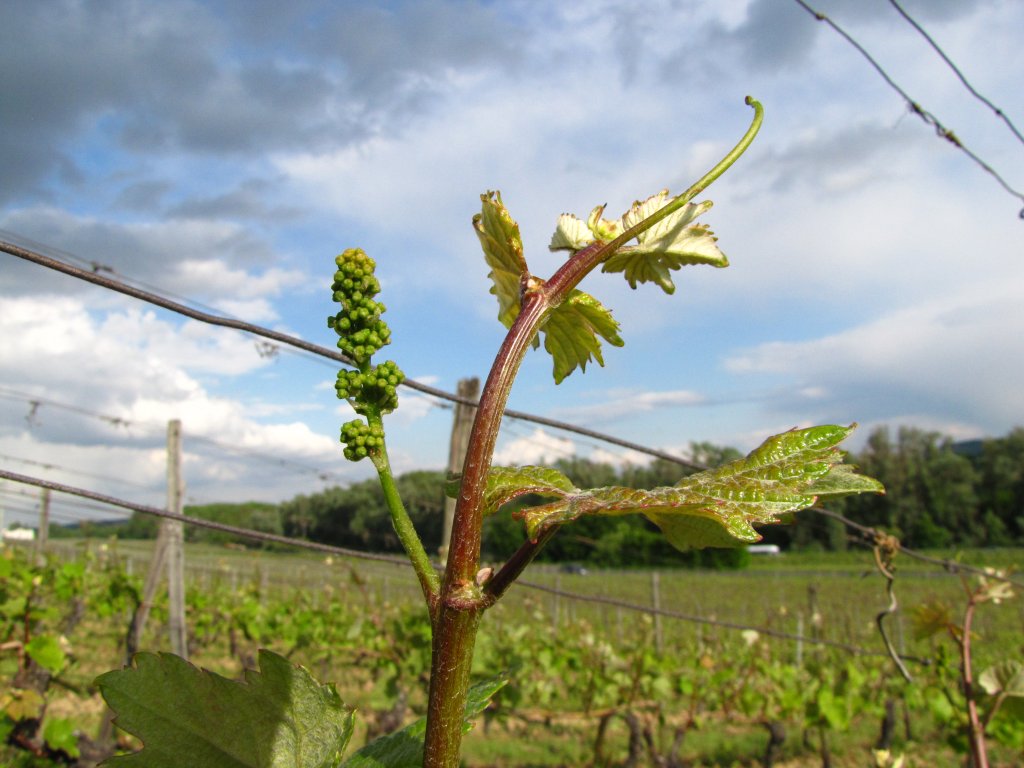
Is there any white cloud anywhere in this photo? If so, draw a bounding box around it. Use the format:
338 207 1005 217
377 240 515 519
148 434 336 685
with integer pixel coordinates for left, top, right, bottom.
724 280 1024 434
554 388 706 424
493 427 576 466
175 259 307 301
0 207 305 302
0 295 349 507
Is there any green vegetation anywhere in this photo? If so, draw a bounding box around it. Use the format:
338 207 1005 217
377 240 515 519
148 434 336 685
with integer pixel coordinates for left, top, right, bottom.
60 425 1024 571
2 543 1021 767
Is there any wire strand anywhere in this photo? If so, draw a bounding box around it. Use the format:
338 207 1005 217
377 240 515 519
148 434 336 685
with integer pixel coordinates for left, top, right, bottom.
0 238 704 470
0 468 413 568
886 0 1024 148
1 467 1004 662
793 0 1024 217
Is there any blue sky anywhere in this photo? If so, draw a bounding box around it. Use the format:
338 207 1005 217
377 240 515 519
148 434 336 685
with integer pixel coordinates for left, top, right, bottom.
1 0 1023 527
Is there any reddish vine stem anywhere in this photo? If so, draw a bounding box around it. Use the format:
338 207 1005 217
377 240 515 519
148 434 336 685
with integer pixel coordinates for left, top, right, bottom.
422 98 764 768
958 595 989 768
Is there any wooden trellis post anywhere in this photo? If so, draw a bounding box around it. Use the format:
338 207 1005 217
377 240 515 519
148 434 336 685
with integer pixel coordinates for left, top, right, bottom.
35 488 50 565
128 419 188 660
439 377 479 564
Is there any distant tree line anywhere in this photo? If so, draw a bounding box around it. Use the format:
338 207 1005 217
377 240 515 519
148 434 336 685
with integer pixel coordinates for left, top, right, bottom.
791 424 1024 551
79 425 1022 563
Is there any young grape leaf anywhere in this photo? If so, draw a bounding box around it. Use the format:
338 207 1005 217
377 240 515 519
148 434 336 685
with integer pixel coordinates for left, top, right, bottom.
516 425 883 550
911 599 955 640
540 289 624 383
603 196 727 294
550 190 727 295
980 660 1024 722
343 676 507 768
549 213 595 251
979 660 1024 699
475 191 625 383
96 649 354 768
2 688 45 721
26 634 66 674
458 465 578 516
43 717 80 759
474 191 529 330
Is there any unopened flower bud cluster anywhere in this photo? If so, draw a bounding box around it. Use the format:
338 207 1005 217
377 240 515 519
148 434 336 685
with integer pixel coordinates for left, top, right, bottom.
339 419 385 462
335 359 404 415
327 248 392 366
328 248 402 462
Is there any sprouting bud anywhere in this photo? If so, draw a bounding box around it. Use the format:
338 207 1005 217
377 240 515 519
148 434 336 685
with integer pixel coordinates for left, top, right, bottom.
339 418 386 462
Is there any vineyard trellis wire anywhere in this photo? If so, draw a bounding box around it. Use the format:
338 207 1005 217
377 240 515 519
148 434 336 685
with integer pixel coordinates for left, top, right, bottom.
2 467 1017 664
793 0 1024 217
2 234 1020 685
1 236 704 470
885 0 1024 149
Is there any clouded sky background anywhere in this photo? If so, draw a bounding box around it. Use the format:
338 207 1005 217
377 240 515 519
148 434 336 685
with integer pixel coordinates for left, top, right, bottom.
2 0 1022 529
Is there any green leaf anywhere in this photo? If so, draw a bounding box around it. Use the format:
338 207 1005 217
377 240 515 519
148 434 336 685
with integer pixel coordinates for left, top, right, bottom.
540 289 624 383
97 649 354 768
603 196 727 294
979 660 1024 699
26 634 66 674
44 717 80 758
2 688 45 721
815 688 850 730
474 466 578 517
517 425 882 550
549 190 727 295
474 191 528 330
343 676 506 768
911 599 954 640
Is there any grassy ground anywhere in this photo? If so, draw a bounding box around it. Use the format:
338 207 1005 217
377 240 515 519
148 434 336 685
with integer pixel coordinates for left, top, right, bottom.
31 539 1023 767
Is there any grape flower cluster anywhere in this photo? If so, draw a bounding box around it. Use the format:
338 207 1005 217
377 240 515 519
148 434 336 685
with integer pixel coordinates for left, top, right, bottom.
328 248 402 462
339 418 385 462
327 248 392 366
335 359 404 415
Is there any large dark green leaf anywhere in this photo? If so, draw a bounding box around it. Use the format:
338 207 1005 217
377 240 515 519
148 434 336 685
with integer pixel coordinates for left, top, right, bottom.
97 649 354 767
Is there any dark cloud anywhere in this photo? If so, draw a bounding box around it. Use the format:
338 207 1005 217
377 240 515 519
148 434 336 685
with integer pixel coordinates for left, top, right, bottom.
167 178 302 221
115 181 174 212
734 0 817 69
0 206 277 299
753 120 919 195
0 0 222 201
0 0 523 203
695 0 996 76
311 2 521 90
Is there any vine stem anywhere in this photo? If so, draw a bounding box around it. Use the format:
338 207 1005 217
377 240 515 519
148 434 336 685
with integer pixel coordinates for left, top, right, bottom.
422 98 764 768
368 410 441 609
959 595 989 768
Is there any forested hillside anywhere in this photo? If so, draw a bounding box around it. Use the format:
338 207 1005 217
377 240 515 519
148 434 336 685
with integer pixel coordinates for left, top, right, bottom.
93 425 1023 563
